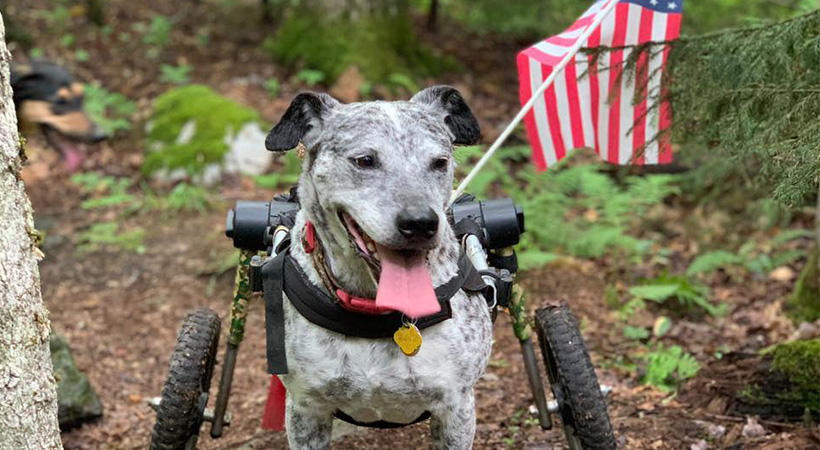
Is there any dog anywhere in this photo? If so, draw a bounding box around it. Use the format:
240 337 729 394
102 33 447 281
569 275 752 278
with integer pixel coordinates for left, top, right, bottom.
10 60 106 171
265 86 492 449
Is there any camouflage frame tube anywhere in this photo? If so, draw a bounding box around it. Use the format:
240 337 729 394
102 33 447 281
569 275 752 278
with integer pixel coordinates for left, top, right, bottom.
228 249 255 346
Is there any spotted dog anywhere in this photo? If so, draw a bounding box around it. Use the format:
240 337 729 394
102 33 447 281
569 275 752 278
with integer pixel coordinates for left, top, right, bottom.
265 86 492 450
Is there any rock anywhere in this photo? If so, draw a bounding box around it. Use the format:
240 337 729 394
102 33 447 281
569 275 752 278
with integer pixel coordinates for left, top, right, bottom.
768 266 795 281
330 66 364 103
224 122 272 176
690 439 708 450
741 417 766 438
51 333 102 430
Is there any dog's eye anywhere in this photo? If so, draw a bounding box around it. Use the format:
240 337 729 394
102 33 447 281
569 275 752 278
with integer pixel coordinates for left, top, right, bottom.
353 155 378 169
431 157 449 171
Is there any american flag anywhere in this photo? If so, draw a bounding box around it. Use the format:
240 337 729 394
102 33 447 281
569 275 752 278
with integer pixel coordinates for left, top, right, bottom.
517 0 683 170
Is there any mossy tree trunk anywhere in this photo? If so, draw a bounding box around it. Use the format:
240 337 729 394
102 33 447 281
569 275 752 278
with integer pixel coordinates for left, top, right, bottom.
0 15 64 450
787 181 820 324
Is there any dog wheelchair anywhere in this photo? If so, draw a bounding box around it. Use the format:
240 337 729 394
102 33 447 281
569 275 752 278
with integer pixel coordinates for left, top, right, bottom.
148 193 617 450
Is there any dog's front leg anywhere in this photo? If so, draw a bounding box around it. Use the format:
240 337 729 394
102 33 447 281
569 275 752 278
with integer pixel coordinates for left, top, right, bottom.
286 397 334 450
430 389 477 450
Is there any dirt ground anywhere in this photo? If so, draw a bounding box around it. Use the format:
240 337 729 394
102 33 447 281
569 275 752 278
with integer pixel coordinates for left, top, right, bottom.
8 0 820 449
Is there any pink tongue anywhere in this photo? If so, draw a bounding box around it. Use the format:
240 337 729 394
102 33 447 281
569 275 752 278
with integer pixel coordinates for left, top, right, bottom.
375 245 441 319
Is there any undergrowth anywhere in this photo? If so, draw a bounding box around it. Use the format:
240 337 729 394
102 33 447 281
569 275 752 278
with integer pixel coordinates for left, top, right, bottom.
454 146 679 268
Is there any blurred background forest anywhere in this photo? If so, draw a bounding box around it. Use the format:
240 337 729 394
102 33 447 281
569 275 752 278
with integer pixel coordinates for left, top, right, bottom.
1 0 818 449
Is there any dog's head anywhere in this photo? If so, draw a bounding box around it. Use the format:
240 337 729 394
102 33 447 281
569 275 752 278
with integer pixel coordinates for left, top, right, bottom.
11 60 107 170
266 86 480 317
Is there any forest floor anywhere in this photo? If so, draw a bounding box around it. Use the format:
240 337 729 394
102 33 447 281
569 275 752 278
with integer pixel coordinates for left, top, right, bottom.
9 0 820 449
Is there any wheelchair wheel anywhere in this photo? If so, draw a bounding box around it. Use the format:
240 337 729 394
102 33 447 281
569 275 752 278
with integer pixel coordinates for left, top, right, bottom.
534 304 616 450
150 308 221 450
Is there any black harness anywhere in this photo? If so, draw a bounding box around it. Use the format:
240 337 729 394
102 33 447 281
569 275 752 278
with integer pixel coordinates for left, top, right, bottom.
261 236 490 428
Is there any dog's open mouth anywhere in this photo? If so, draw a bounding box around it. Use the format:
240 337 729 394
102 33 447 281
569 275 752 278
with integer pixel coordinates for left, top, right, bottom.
41 125 88 171
339 211 441 319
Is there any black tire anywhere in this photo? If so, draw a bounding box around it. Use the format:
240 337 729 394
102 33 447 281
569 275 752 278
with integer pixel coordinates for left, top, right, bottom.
535 304 617 450
150 308 221 450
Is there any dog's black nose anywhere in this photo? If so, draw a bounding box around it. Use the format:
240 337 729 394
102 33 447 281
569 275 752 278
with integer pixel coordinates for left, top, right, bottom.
397 207 439 239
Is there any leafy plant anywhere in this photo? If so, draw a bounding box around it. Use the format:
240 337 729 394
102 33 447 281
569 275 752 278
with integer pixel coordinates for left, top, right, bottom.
75 49 90 62
687 229 811 277
60 33 75 48
84 84 136 136
643 343 700 392
72 172 137 210
296 69 326 87
623 326 650 340
629 275 727 317
142 15 173 48
264 78 281 98
254 152 302 189
454 148 678 267
388 73 419 93
160 64 192 85
76 223 145 254
158 183 215 213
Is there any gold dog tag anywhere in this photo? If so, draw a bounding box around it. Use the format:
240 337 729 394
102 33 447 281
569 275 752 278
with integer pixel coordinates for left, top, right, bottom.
393 324 422 357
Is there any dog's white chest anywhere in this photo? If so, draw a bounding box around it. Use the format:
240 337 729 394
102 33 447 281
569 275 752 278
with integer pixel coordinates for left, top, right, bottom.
279 291 493 424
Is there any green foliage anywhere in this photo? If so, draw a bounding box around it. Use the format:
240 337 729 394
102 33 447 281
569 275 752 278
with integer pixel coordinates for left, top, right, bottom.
629 275 727 317
455 147 678 266
686 251 744 276
71 172 136 210
644 343 700 392
160 64 192 85
254 152 302 189
296 69 326 87
687 229 810 277
264 78 281 98
60 33 75 47
141 15 173 49
84 84 136 136
623 325 650 340
76 223 145 254
265 3 457 84
438 0 798 38
150 183 216 213
611 10 820 207
143 85 261 175
75 49 90 62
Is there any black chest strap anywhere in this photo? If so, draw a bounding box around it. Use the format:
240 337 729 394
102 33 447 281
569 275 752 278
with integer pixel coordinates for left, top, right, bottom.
264 248 487 375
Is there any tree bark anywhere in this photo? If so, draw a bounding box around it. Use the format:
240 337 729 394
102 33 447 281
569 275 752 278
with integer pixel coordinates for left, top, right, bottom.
427 0 439 31
86 0 105 26
0 14 64 450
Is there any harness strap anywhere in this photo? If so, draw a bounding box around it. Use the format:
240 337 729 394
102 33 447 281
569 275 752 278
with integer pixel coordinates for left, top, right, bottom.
262 251 289 374
263 246 488 374
333 409 431 429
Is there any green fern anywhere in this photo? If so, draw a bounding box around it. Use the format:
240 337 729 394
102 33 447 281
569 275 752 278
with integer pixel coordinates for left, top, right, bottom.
686 250 744 276
643 343 700 392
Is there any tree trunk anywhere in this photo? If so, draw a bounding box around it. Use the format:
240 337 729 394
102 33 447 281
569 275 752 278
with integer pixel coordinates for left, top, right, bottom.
427 0 438 31
86 0 105 26
0 14 64 450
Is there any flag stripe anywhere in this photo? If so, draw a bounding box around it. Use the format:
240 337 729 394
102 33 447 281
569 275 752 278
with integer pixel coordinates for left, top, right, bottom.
632 6 654 165
518 53 548 170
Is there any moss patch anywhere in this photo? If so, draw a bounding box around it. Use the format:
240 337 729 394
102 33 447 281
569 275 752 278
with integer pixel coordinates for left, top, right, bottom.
143 85 261 175
742 340 820 415
785 244 820 324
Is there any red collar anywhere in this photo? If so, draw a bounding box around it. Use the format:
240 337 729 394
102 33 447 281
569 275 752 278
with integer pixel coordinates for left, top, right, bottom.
302 221 391 315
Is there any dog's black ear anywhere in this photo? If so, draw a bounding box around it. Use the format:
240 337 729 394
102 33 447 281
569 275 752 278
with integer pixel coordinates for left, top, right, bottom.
266 92 340 152
411 85 481 145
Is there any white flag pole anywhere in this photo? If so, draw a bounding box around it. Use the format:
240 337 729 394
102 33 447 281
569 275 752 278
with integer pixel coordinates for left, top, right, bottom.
450 0 619 204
